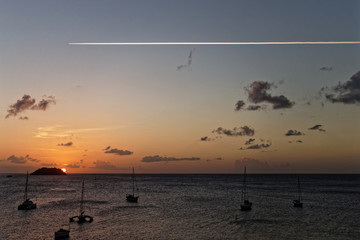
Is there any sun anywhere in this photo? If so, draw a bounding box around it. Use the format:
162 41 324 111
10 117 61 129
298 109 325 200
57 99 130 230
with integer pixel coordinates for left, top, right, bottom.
61 168 67 173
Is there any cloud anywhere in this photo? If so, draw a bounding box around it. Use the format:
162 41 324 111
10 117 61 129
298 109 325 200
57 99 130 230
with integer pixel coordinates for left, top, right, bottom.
58 142 73 147
200 136 214 141
321 70 360 104
245 81 294 109
309 124 326 132
104 148 133 156
247 105 263 111
296 140 303 143
234 100 246 111
5 95 56 119
244 138 255 145
103 146 111 151
35 125 113 138
42 163 57 167
240 143 271 150
6 154 40 164
177 49 195 71
90 160 119 169
66 163 81 168
212 126 255 137
19 116 29 120
234 157 292 173
320 66 333 71
141 155 200 163
285 130 304 136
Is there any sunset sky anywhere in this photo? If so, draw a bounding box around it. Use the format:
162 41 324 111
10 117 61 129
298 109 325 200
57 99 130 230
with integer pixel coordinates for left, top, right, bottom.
1 0 359 173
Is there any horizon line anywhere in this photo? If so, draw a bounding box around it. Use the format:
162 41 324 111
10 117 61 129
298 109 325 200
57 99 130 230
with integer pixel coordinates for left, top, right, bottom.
69 41 360 46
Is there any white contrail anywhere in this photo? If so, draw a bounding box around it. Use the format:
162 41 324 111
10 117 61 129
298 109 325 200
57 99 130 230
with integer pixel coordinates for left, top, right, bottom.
69 41 360 46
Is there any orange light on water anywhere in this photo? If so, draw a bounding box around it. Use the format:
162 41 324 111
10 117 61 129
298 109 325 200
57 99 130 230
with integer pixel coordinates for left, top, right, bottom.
61 168 67 173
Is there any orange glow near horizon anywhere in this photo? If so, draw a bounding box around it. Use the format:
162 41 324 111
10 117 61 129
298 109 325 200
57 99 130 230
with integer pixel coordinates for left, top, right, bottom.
61 168 67 173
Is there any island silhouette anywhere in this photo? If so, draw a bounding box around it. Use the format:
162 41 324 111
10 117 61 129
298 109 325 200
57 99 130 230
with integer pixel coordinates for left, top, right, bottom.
30 167 66 175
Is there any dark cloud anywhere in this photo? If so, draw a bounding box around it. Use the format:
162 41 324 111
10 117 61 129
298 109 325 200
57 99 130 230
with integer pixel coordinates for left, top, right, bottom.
5 95 56 119
245 81 294 109
322 70 360 104
200 136 214 141
244 138 255 145
141 155 200 163
240 143 271 150
42 163 57 167
285 130 304 136
215 157 222 160
234 158 292 173
247 105 263 111
177 49 195 71
19 116 29 120
58 142 73 147
309 124 326 132
212 126 254 137
90 160 119 169
67 163 81 168
320 66 333 71
296 140 303 143
104 148 133 156
234 100 246 111
6 154 40 164
31 96 56 110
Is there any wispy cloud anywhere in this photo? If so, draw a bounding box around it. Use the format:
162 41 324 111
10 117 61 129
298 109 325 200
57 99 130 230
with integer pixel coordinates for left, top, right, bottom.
5 154 40 164
35 125 113 138
177 49 195 71
212 126 255 137
200 136 214 141
321 70 360 104
245 81 294 109
5 95 56 119
19 116 29 120
58 142 73 147
90 160 120 170
285 130 304 136
141 155 200 163
66 163 81 168
244 138 255 145
320 66 333 71
104 148 133 156
309 124 326 132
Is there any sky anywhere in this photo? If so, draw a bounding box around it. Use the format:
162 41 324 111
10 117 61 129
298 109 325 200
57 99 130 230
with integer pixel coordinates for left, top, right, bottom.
1 0 360 173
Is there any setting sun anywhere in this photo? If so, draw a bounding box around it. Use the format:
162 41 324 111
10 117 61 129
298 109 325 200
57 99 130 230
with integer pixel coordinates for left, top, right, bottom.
61 168 66 173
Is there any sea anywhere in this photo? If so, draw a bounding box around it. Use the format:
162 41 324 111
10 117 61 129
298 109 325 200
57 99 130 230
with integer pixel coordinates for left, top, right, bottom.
0 174 359 240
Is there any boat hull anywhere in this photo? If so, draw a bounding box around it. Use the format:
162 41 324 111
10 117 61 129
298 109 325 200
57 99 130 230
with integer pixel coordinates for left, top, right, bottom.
18 200 36 210
240 200 252 211
126 194 139 203
55 229 70 239
293 200 303 208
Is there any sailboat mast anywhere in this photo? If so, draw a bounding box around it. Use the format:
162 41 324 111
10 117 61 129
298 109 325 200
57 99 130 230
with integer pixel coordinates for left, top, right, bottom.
132 167 135 196
24 171 28 200
241 167 247 202
80 180 84 215
297 176 302 201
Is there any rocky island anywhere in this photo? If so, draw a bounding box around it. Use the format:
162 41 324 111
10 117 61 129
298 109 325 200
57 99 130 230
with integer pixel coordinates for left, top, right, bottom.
30 167 66 175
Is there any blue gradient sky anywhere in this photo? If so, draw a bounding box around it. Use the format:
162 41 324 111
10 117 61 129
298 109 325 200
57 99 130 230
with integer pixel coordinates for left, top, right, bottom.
1 0 359 173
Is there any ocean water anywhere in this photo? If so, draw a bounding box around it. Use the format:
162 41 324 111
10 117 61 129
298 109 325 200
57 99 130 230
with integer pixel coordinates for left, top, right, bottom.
0 174 359 240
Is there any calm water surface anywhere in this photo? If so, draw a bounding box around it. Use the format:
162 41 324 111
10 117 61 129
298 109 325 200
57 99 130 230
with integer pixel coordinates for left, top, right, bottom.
0 174 359 239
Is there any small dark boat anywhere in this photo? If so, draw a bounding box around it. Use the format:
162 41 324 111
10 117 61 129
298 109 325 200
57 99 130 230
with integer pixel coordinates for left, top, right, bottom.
240 167 252 211
69 180 93 223
54 228 70 239
293 176 303 208
126 167 139 203
6 175 12 177
18 172 36 210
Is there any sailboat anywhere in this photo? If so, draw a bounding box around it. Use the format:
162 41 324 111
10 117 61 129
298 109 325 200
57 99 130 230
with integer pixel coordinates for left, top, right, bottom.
293 176 303 208
18 171 37 210
126 167 139 203
240 167 252 211
69 180 93 223
54 227 70 239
